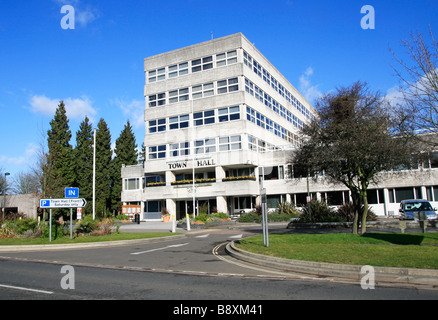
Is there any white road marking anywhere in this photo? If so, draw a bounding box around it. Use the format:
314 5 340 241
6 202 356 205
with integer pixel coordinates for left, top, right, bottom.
195 234 210 238
130 243 189 255
0 284 54 295
229 234 243 239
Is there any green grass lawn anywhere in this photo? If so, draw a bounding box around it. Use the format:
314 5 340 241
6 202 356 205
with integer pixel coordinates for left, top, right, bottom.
0 232 180 246
236 233 438 269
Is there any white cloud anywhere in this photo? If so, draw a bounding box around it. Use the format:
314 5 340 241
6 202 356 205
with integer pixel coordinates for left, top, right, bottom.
299 67 323 105
112 98 145 128
0 143 40 168
29 94 97 123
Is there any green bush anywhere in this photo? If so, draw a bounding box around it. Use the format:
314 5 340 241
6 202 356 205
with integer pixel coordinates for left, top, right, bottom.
5 218 38 235
75 215 98 235
266 213 294 222
238 212 262 223
195 213 231 223
40 220 67 239
296 199 342 223
275 202 300 216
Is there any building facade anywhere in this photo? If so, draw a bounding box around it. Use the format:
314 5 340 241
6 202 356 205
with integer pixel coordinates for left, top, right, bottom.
121 33 438 220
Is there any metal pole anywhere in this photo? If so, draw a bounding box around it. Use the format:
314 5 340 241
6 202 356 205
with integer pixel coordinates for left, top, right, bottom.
49 209 52 242
259 168 269 247
70 208 73 239
2 172 9 220
191 99 196 221
93 128 96 220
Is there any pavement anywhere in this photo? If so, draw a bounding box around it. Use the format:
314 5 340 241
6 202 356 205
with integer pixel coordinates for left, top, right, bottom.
1 220 438 290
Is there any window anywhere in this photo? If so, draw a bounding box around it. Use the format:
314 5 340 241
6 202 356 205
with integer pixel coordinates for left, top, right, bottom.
194 110 215 126
148 93 166 107
169 62 188 78
192 56 213 72
253 60 262 77
243 50 253 69
148 145 166 159
217 78 239 94
245 78 254 95
169 88 189 103
148 68 165 83
219 135 241 151
149 118 166 133
170 142 190 157
248 135 257 151
246 106 255 123
216 50 237 67
192 82 214 99
195 138 216 154
218 106 240 122
125 178 140 190
169 114 189 130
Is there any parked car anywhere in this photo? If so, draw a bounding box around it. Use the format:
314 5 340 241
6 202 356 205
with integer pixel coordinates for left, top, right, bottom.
399 199 437 220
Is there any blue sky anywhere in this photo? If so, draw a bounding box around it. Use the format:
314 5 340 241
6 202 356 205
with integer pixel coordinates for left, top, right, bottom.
0 0 437 181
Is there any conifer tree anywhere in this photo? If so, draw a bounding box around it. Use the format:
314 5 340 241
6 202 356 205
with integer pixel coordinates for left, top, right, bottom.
95 118 113 218
46 101 74 199
73 116 93 215
112 121 138 213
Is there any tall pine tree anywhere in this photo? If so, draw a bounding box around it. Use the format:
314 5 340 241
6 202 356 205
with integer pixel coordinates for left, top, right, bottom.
95 118 113 218
112 120 138 213
47 101 74 200
73 116 94 215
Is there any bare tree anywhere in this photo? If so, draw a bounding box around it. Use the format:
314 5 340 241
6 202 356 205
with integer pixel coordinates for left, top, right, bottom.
291 81 417 235
390 26 438 144
11 171 40 194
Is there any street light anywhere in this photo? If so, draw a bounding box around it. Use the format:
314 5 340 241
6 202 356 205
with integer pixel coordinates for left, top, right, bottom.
2 172 10 220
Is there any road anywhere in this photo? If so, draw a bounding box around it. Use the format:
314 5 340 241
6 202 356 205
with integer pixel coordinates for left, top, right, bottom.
1 226 438 301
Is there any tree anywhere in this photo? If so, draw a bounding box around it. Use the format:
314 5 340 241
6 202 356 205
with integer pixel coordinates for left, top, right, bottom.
111 121 138 213
291 81 417 235
12 171 40 194
390 26 438 145
73 116 94 215
94 118 113 218
46 101 74 199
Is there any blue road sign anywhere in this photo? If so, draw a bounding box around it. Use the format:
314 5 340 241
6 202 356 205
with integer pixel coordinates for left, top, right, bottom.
65 187 79 198
40 199 51 208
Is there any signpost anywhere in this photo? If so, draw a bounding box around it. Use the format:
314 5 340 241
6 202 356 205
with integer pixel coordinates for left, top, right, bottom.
65 187 79 198
40 196 87 241
40 198 87 209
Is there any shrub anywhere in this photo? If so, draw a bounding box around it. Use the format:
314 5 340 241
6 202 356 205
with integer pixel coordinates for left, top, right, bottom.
275 202 300 216
5 218 38 236
238 212 262 223
40 220 67 239
337 202 378 222
91 218 115 236
296 199 342 223
75 215 98 235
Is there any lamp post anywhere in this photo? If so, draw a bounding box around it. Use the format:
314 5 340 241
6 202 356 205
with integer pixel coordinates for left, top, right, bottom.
2 172 10 220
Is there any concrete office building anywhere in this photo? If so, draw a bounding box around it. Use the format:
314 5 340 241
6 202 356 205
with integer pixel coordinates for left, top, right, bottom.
121 33 438 220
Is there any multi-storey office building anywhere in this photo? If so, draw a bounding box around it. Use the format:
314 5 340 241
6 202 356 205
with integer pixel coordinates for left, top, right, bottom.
121 33 438 220
121 33 317 220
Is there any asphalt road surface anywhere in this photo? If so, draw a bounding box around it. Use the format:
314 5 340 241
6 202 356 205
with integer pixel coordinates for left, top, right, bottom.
1 226 438 302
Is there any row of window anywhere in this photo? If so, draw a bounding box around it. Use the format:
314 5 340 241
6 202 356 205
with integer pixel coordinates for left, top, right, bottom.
147 50 238 83
245 78 304 130
243 50 314 121
148 106 241 133
246 106 302 146
148 135 242 160
148 77 239 108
